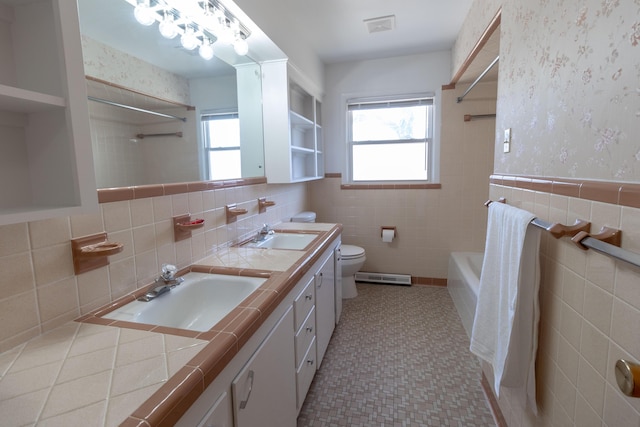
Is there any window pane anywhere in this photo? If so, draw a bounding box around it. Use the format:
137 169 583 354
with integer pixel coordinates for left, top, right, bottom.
352 142 427 181
352 105 427 142
204 118 240 148
208 150 241 180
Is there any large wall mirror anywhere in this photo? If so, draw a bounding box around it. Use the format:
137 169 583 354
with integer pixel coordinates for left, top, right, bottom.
77 0 285 189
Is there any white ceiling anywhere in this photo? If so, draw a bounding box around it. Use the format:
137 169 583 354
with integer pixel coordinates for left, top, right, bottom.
278 0 474 64
78 0 485 80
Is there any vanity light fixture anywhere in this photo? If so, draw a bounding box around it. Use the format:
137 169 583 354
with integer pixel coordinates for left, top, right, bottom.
126 0 251 60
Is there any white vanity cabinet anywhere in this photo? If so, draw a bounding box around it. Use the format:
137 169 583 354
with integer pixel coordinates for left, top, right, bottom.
196 391 232 427
293 276 317 411
314 250 336 368
0 0 97 226
178 304 296 427
178 236 340 426
232 306 296 427
261 60 323 183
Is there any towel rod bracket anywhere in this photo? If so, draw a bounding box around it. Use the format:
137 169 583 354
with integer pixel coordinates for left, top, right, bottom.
571 226 622 251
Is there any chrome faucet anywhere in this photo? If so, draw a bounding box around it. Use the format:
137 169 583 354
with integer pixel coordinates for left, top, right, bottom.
254 224 274 242
138 264 184 302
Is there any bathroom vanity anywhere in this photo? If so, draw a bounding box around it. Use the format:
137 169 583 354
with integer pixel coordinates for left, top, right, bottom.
176 230 339 426
0 223 342 426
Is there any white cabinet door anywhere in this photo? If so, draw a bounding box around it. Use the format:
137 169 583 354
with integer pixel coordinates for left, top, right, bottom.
315 252 335 368
197 391 232 427
232 306 296 427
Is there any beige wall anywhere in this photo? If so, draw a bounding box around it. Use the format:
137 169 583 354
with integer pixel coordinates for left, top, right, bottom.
0 183 307 352
454 0 640 426
310 80 497 279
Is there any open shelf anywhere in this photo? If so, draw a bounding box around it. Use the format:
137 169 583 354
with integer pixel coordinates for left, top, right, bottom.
0 0 97 226
0 84 66 113
262 61 324 183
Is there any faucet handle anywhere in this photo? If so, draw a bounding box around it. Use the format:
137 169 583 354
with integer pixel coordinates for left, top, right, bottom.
161 263 177 280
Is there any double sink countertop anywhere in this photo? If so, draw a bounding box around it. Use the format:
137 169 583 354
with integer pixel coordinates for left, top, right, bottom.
0 222 341 427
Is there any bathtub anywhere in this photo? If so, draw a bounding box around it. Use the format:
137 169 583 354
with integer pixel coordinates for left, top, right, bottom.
447 252 483 339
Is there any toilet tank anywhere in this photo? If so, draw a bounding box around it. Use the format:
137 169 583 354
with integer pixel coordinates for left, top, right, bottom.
291 211 316 223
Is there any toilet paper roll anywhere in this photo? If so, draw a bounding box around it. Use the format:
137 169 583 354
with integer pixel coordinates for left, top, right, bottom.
382 229 395 243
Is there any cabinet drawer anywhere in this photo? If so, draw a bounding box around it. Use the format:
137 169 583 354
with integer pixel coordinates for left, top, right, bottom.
293 277 315 331
295 307 315 368
296 337 317 410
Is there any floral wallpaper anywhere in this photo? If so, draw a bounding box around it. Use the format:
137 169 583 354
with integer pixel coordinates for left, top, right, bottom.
81 35 191 105
454 0 640 182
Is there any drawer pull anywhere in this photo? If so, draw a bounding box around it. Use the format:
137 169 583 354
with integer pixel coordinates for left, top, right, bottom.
305 294 313 300
306 326 313 333
317 272 323 288
307 359 315 366
239 370 255 409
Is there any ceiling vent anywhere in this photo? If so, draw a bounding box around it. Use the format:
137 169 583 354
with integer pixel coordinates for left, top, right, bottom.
364 15 396 33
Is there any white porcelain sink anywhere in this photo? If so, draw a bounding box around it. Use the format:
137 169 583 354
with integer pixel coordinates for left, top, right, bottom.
102 272 266 332
243 232 317 250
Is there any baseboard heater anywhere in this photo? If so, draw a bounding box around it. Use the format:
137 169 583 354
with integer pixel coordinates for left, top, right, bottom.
354 272 412 286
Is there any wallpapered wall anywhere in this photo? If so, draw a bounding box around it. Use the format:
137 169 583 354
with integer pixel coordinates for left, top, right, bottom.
453 1 640 426
81 36 191 105
493 0 639 181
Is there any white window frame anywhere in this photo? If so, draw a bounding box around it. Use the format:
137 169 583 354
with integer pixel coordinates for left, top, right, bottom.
344 92 440 184
201 110 240 180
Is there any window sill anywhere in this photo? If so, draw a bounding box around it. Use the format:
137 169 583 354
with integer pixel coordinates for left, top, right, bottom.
323 174 441 190
340 183 441 190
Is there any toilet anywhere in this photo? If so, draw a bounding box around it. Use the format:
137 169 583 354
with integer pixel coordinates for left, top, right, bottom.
290 211 365 299
340 244 366 299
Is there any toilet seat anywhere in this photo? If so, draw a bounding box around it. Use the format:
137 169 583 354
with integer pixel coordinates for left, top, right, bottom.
341 244 365 260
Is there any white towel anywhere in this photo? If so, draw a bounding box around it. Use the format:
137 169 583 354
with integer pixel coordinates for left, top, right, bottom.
470 202 541 414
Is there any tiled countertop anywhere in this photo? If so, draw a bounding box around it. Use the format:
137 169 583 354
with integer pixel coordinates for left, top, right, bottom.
0 223 341 427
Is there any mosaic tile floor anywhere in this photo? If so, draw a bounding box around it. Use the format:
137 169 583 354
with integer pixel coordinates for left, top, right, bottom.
297 283 496 427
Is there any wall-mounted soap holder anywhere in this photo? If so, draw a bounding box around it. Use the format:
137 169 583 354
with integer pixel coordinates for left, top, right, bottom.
173 214 205 242
258 197 276 214
226 203 248 224
71 232 124 275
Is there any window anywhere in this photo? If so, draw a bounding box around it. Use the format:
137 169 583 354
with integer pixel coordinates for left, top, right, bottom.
347 95 434 182
201 112 241 180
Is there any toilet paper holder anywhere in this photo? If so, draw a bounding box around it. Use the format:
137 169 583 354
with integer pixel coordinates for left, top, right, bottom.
381 226 397 239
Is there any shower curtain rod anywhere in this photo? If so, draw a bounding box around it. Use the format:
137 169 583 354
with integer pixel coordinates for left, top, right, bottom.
87 96 187 122
457 55 499 103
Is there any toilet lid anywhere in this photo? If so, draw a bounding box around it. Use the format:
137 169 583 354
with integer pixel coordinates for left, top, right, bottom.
341 244 365 260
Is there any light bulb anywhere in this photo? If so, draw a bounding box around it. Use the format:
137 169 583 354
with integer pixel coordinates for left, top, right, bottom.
159 13 178 39
199 41 214 60
233 38 249 56
181 27 199 50
215 23 235 44
134 0 156 26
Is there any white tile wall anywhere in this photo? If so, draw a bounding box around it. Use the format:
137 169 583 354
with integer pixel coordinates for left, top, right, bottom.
310 81 497 279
